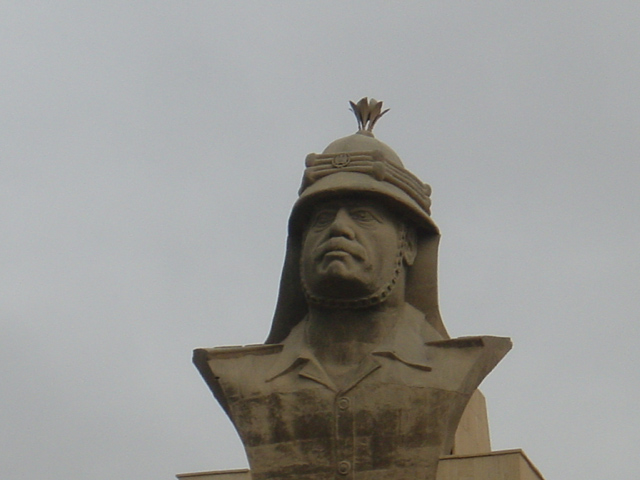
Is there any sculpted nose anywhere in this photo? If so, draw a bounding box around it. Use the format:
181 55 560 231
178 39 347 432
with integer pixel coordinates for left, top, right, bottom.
329 209 355 239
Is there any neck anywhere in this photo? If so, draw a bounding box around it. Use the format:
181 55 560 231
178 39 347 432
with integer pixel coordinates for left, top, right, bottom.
306 294 405 367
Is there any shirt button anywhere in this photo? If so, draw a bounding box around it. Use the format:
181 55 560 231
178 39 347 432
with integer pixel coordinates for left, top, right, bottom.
337 460 351 475
337 397 350 410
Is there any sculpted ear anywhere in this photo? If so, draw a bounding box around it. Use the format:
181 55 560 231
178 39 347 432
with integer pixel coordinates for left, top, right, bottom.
403 225 418 266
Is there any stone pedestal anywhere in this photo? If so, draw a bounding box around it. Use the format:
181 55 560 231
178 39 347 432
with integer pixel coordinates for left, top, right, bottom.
451 390 491 455
177 449 544 480
437 450 545 480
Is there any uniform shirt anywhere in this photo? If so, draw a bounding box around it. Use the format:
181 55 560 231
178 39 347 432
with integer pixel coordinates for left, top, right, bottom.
194 304 511 480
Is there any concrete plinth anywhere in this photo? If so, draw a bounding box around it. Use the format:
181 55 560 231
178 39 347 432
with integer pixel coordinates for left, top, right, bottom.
438 450 545 480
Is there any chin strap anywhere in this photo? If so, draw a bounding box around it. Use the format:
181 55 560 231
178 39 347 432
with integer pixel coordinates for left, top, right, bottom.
301 226 407 310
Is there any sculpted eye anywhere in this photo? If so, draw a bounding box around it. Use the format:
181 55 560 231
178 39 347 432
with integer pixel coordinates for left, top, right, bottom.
312 209 337 228
349 209 377 223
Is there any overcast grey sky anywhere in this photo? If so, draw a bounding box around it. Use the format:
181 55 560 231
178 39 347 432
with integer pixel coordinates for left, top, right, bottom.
1 2 639 479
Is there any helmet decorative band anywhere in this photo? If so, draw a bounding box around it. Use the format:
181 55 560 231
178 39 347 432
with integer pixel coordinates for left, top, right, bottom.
300 150 433 215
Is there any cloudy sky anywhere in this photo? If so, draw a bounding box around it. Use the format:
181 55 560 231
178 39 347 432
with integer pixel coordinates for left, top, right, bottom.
2 2 639 479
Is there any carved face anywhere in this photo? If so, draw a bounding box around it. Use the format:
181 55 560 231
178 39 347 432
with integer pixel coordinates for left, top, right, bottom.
300 197 406 301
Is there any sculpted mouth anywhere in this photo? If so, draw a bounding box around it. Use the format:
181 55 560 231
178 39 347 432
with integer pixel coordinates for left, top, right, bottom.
317 240 364 261
324 249 351 257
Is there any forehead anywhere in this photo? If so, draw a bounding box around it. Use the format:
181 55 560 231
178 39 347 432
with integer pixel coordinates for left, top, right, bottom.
293 193 416 237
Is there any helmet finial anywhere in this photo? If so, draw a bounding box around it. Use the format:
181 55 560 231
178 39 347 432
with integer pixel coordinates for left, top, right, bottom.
349 97 390 134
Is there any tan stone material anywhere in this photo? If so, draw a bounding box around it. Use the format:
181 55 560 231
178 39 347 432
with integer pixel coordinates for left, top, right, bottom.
194 99 512 479
438 450 546 480
177 449 545 480
452 390 491 455
176 469 250 480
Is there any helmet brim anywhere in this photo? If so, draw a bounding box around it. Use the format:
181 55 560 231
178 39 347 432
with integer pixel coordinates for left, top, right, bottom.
289 171 439 237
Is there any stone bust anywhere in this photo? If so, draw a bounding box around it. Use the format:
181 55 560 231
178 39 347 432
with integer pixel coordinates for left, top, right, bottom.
194 98 511 480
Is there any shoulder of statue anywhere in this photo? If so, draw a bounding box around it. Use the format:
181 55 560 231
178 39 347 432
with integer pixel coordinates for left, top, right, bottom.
423 336 512 394
193 343 284 362
193 344 285 414
426 335 512 353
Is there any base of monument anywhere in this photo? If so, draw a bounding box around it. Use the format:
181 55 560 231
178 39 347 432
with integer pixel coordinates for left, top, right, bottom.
438 449 545 480
176 449 545 480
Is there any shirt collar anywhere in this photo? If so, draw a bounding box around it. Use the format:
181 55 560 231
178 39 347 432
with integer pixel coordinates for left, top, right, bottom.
370 303 436 371
266 303 438 383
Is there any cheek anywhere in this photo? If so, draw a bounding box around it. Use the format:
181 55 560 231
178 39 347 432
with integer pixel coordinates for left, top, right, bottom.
372 229 400 250
300 242 311 264
301 233 315 252
300 234 320 264
368 231 401 266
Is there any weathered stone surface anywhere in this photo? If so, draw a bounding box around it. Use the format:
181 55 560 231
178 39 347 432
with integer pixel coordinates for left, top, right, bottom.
177 449 545 480
194 99 511 479
195 322 509 479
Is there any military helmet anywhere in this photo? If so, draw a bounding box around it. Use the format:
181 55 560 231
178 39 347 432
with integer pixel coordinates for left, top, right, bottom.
289 98 439 236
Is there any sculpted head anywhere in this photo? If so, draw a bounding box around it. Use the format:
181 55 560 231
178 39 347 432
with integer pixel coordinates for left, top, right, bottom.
300 195 418 308
266 98 449 342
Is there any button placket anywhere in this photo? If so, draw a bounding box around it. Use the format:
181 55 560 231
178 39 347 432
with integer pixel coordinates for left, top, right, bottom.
335 394 354 477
